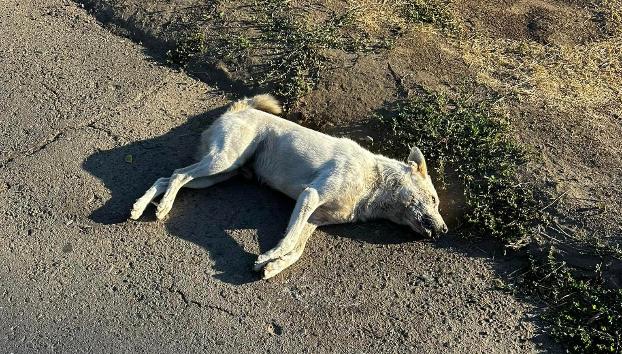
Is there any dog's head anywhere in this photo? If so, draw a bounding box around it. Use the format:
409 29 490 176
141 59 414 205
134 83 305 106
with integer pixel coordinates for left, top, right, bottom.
385 146 448 238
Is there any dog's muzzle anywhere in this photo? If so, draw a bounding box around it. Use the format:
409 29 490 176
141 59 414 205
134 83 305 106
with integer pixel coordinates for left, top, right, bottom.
421 218 448 238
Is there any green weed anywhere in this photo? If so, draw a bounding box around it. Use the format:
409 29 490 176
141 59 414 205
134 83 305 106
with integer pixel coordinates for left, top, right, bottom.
523 253 622 353
373 91 542 242
166 32 207 66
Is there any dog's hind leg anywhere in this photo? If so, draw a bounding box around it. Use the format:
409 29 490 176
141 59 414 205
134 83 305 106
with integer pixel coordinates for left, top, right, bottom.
254 187 321 273
129 171 237 220
155 135 259 219
130 177 170 220
154 161 238 219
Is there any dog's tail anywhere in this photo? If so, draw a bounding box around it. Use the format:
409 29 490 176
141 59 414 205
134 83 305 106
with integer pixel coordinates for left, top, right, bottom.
227 94 282 115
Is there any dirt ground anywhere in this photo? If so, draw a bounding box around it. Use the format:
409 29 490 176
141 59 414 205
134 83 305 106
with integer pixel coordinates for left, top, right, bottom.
0 0 565 352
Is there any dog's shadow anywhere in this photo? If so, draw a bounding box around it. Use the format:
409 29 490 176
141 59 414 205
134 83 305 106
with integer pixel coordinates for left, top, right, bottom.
83 106 286 284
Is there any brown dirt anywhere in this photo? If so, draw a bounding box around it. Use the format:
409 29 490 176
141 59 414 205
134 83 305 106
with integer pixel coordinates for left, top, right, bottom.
295 30 472 132
453 0 607 45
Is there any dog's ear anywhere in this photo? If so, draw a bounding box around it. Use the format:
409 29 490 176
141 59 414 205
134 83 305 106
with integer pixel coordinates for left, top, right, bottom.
407 146 427 176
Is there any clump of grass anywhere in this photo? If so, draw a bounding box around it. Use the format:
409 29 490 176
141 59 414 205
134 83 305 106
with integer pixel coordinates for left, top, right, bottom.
373 91 542 242
247 1 382 103
165 1 223 67
523 252 622 353
166 32 207 66
598 0 622 35
401 0 455 29
350 0 456 34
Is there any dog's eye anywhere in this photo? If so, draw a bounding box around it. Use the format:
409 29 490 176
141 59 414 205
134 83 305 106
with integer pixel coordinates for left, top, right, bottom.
431 196 437 204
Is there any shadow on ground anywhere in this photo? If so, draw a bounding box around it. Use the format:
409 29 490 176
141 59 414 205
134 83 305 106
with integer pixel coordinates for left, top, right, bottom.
82 105 287 284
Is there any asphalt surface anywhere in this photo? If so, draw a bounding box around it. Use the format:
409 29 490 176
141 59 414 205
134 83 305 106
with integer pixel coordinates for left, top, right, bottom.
0 0 553 352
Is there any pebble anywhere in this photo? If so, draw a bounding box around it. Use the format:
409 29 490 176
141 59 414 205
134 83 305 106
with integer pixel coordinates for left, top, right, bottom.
266 322 283 336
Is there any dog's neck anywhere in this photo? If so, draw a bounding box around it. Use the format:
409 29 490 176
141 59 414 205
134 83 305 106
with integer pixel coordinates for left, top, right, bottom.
356 157 404 221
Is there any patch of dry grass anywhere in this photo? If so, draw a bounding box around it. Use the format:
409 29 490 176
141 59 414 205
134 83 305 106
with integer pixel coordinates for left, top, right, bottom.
345 0 405 36
600 0 622 35
343 0 456 37
459 37 622 113
448 0 622 116
289 0 455 47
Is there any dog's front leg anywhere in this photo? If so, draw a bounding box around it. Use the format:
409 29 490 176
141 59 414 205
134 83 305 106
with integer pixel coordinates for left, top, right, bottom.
261 222 317 279
254 187 321 278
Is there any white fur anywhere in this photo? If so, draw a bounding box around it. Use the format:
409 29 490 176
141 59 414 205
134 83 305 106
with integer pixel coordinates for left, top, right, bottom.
130 95 447 279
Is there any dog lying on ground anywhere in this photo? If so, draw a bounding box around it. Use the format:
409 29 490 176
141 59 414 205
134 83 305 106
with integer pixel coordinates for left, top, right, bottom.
130 94 448 279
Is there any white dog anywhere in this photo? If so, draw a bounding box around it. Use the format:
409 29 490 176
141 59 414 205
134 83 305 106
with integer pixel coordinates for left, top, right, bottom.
130 94 447 279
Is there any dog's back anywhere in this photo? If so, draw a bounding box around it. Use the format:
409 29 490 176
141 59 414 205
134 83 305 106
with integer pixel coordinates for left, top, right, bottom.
198 95 377 201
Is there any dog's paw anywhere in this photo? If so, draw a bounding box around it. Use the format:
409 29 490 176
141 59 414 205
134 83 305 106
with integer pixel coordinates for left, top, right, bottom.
155 203 171 220
254 249 283 272
129 209 141 220
262 260 286 280
129 201 146 220
253 252 273 271
253 258 270 272
255 250 301 279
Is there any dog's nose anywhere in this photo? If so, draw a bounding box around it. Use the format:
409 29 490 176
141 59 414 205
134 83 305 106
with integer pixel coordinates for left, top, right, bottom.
440 223 448 234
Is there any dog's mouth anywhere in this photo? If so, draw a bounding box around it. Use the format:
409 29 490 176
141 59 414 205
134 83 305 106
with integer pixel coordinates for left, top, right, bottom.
410 217 447 239
420 227 434 238
424 225 441 239
408 220 435 239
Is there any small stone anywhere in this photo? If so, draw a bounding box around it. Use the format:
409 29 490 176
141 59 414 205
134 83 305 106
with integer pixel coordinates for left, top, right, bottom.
266 322 283 336
419 274 431 283
62 243 73 253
